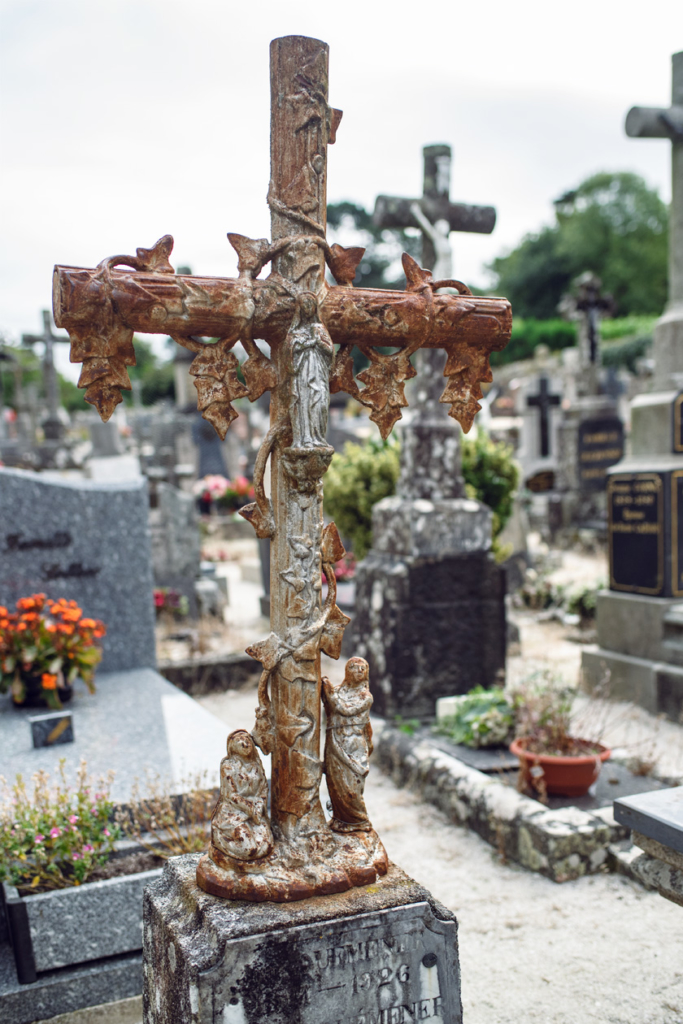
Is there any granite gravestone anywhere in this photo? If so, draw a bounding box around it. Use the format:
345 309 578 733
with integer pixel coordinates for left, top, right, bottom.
0 467 156 672
149 482 201 616
577 417 624 494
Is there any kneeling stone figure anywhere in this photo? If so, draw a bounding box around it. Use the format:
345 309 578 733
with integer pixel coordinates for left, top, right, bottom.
211 730 273 861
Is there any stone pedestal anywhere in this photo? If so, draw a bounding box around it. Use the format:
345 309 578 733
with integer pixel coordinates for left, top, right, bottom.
143 856 462 1024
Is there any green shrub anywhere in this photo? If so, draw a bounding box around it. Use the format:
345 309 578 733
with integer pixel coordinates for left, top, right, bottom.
434 687 515 748
490 318 576 366
461 432 519 540
324 437 400 559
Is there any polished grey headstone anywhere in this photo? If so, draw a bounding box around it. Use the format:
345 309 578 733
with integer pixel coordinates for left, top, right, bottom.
614 786 683 854
0 467 155 672
0 668 228 803
144 856 462 1024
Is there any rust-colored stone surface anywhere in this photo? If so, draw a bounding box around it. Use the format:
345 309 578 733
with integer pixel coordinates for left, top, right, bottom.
53 34 511 902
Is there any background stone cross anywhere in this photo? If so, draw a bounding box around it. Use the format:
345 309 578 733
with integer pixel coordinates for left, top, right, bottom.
527 375 561 457
22 310 70 440
53 35 511 902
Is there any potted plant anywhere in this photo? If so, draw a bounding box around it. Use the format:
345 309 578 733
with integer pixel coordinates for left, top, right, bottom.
192 474 231 515
509 671 610 798
214 474 255 513
0 593 106 708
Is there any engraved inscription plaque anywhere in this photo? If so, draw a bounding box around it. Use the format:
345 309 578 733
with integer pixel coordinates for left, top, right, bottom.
215 904 456 1024
577 416 624 493
608 473 663 595
671 471 683 597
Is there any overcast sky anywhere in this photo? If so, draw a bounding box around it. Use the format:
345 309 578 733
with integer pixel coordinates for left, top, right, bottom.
1 0 680 380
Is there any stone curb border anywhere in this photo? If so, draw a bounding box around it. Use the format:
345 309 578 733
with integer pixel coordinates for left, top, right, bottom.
373 723 629 882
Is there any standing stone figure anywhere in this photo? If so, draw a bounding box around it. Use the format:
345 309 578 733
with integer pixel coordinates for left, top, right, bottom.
287 292 335 449
211 730 273 862
322 657 374 833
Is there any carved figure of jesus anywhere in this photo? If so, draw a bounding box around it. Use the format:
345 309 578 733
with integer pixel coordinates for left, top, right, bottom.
322 657 374 833
287 292 335 449
410 201 453 282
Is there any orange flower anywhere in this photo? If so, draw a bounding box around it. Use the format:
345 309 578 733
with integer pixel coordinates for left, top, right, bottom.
17 597 36 611
60 608 82 623
21 612 38 622
93 628 105 638
41 673 58 690
80 618 97 629
0 607 7 616
58 623 75 635
0 619 9 629
46 623 57 633
16 622 27 631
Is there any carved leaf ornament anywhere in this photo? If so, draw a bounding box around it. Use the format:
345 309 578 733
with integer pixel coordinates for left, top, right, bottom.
65 232 502 438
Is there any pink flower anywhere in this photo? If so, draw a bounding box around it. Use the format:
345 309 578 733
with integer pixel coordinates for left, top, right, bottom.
50 827 61 838
90 806 97 814
68 815 78 824
103 828 111 837
82 844 94 853
72 852 82 861
34 833 44 844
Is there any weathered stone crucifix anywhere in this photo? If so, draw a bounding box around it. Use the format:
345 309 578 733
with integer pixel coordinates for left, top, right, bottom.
53 35 511 902
373 144 497 422
626 51 683 387
22 310 70 440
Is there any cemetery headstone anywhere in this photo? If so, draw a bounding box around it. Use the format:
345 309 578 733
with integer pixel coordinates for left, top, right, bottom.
0 467 156 672
353 143 506 718
52 33 511 1023
149 482 201 616
582 53 683 714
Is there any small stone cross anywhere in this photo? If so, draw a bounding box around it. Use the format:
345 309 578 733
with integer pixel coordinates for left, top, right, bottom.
53 36 511 902
22 310 70 440
527 376 561 458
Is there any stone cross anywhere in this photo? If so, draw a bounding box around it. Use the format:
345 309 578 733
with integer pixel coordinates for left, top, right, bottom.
22 310 70 440
559 272 614 397
626 51 683 384
53 35 511 903
373 145 497 424
527 376 561 457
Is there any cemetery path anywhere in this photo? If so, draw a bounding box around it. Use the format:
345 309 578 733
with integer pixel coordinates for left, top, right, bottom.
199 681 683 1024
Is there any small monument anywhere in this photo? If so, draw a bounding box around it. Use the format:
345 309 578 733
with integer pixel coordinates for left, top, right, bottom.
583 52 683 718
555 273 624 528
351 144 506 719
21 310 71 462
53 35 511 1023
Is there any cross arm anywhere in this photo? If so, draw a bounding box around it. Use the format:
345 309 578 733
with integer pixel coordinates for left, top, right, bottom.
53 239 510 436
625 105 683 140
373 194 496 235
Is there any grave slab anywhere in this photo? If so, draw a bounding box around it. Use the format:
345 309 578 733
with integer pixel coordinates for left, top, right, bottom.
614 786 683 854
0 467 156 673
0 668 228 804
143 856 462 1024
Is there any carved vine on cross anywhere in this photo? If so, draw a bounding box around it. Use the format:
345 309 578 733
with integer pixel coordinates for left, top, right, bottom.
75 233 497 438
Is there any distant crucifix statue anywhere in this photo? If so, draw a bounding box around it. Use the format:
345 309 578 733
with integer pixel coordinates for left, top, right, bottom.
374 144 497 424
558 272 614 397
53 36 511 903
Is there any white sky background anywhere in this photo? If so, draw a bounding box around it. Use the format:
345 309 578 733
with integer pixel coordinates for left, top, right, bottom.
0 0 681 381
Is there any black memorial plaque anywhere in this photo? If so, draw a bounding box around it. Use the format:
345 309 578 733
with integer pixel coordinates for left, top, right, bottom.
671 470 683 597
578 417 624 493
609 473 663 595
673 392 683 453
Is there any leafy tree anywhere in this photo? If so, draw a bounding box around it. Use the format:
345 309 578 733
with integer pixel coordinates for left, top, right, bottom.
490 172 668 318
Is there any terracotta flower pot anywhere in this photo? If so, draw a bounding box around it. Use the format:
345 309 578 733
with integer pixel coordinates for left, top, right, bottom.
510 737 611 797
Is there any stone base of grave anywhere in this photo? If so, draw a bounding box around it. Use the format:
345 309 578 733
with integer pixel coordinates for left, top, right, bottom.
353 541 506 719
196 826 388 902
144 855 462 1024
652 307 683 392
582 589 683 719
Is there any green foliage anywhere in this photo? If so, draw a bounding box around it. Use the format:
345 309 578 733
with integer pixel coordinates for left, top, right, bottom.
490 172 668 319
510 670 577 756
129 338 175 406
600 315 657 341
490 318 577 366
461 432 519 539
434 687 514 748
566 581 605 623
394 716 422 736
0 760 119 894
323 437 400 559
